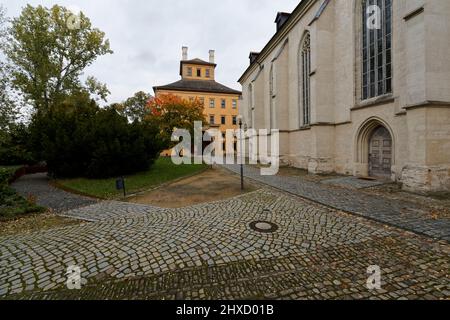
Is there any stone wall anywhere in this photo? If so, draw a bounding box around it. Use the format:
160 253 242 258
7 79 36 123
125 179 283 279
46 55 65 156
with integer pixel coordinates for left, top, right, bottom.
238 0 450 193
402 165 450 194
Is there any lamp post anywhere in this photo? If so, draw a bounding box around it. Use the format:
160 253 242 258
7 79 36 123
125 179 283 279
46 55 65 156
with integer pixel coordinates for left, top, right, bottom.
238 115 244 191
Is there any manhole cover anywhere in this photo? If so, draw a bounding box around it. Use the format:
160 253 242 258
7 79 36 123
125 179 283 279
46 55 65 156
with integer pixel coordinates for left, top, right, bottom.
249 221 279 233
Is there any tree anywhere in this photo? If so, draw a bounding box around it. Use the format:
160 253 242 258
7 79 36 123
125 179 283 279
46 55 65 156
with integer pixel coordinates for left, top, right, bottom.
85 76 111 102
0 122 35 165
0 6 30 164
0 6 16 137
0 5 7 44
115 91 152 122
146 94 206 148
0 63 15 134
4 5 113 111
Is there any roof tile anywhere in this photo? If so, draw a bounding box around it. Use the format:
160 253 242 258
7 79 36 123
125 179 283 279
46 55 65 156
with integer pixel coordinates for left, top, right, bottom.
154 79 241 95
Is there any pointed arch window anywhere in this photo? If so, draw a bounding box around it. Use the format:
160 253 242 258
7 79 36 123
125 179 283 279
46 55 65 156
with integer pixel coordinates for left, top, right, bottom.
248 83 254 128
300 33 311 126
269 64 276 130
362 0 392 100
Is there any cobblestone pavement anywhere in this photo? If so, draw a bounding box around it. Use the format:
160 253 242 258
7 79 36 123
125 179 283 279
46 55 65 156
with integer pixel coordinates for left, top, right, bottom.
0 189 449 300
11 173 98 212
59 201 166 222
223 165 450 242
321 176 390 189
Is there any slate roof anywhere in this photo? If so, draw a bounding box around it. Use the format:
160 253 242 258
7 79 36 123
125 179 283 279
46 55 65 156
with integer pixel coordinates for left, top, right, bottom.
153 79 241 95
238 0 329 83
181 58 217 67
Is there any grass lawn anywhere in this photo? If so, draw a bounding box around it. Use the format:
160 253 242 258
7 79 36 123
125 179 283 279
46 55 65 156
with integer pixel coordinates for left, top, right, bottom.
56 157 208 199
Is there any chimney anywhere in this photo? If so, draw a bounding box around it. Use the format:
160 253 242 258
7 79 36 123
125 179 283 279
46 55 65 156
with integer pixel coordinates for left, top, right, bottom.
275 12 291 32
182 46 188 60
209 50 215 63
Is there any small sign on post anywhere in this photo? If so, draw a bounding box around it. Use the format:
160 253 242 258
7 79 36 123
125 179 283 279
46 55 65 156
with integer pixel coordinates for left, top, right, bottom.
116 177 126 197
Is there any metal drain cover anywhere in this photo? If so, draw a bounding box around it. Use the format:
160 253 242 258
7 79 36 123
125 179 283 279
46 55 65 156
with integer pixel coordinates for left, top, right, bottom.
249 221 279 233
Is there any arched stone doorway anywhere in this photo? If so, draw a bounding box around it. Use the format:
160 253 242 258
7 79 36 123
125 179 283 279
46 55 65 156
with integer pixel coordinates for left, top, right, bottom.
368 126 392 178
354 118 395 179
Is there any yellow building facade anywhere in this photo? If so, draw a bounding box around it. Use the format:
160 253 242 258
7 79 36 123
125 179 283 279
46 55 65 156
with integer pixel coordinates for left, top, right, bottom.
153 47 241 134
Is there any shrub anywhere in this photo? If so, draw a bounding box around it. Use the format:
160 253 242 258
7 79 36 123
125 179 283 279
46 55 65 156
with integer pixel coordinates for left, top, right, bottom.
85 108 163 178
0 167 46 220
29 93 164 179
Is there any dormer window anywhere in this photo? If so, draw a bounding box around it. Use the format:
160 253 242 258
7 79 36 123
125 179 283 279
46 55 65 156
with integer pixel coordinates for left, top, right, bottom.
197 69 201 77
187 67 192 77
206 69 210 78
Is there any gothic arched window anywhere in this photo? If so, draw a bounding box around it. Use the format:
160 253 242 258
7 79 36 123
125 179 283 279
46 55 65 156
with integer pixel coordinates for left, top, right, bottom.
248 83 254 128
269 64 276 129
300 33 311 126
362 0 392 100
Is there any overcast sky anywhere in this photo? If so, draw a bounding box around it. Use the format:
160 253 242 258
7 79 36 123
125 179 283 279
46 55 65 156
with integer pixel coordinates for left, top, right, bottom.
2 0 300 104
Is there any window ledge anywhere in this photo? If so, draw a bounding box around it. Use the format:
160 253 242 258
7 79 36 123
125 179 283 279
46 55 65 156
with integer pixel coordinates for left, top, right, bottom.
299 125 312 131
403 100 450 110
352 94 395 111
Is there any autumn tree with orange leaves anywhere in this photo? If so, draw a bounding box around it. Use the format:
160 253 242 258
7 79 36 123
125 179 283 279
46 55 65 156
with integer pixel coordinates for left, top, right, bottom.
145 94 206 148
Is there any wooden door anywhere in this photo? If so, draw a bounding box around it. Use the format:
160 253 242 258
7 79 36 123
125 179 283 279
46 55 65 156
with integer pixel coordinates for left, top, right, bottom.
369 126 392 178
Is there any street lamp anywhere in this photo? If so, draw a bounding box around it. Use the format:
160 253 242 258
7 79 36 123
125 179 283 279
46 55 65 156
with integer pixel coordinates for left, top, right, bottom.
237 115 244 191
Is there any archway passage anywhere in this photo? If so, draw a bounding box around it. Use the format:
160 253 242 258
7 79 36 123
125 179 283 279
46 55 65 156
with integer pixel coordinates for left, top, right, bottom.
369 126 392 178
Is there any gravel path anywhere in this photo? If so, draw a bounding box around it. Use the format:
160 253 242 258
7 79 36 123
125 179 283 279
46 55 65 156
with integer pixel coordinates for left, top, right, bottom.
11 173 98 213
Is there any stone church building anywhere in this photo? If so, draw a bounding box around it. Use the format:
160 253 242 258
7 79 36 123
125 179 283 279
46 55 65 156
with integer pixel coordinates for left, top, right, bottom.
238 0 450 194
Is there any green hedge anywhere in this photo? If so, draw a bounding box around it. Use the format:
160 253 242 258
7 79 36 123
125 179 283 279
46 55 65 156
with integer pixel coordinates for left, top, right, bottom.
29 94 164 179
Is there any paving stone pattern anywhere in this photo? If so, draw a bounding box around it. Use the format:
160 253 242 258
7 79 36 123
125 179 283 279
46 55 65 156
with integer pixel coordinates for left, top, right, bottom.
1 189 448 300
321 176 390 189
223 165 450 241
59 201 167 222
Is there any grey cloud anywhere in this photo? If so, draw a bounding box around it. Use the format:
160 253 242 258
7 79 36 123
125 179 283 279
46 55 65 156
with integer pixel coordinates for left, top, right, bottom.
2 0 300 103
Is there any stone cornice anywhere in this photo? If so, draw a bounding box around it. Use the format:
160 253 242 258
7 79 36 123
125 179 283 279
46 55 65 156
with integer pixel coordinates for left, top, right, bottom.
278 121 352 133
404 101 450 110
